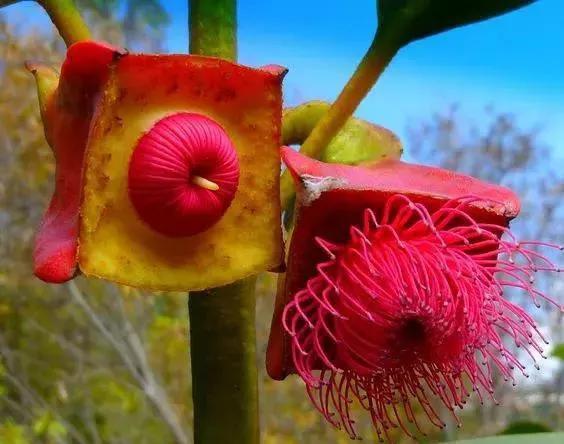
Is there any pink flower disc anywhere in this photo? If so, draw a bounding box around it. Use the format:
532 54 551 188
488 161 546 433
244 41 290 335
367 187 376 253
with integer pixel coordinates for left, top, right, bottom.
128 112 240 237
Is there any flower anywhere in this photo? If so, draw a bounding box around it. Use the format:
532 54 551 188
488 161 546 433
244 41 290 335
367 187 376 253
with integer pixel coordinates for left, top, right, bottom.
29 40 286 290
267 147 562 441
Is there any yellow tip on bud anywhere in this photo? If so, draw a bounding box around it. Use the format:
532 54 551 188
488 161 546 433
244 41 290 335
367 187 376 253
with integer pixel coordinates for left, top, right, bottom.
192 175 219 191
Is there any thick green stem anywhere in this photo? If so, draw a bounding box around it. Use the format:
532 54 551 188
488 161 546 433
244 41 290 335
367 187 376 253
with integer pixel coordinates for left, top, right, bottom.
0 0 90 45
188 2 259 444
280 28 399 208
189 278 259 444
189 0 236 59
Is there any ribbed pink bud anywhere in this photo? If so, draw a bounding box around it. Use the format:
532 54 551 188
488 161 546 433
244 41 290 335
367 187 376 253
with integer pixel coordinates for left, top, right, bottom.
128 113 239 237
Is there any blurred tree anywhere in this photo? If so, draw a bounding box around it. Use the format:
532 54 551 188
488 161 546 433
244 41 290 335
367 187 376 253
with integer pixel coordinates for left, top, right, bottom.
76 0 169 50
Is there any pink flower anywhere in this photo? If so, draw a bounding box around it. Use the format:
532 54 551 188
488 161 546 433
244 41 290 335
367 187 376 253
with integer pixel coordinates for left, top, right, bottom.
268 148 562 441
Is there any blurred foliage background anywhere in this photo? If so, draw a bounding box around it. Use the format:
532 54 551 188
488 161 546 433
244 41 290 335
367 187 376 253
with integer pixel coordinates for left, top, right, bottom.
0 1 562 443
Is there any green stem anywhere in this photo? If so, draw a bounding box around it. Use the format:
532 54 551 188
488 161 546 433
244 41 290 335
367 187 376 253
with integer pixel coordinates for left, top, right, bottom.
188 2 259 444
189 0 236 59
38 0 91 46
189 278 259 444
280 28 399 208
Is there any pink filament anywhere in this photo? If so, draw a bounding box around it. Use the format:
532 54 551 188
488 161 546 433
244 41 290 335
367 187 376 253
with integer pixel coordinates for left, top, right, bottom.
283 195 562 441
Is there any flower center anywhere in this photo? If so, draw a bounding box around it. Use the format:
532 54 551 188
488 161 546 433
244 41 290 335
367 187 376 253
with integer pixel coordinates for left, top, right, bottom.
398 317 426 346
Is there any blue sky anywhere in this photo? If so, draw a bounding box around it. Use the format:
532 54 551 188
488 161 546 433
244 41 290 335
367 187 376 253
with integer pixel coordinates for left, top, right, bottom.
5 0 564 160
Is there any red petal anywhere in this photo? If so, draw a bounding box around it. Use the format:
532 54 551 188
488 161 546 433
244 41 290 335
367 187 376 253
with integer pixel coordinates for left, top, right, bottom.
33 41 123 283
281 146 519 217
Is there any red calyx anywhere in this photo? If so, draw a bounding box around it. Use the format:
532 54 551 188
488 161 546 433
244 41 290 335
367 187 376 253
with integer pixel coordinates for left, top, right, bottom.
128 112 240 237
267 148 563 440
60 40 124 104
33 41 123 283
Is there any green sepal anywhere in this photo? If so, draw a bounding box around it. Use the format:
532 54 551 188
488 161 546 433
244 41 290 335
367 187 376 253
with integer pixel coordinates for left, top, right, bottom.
283 100 403 166
25 62 59 145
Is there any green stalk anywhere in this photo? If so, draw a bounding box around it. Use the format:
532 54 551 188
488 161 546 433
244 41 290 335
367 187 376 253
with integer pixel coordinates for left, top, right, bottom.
279 28 400 208
189 0 236 58
37 0 90 46
189 278 259 444
188 2 259 444
0 0 90 46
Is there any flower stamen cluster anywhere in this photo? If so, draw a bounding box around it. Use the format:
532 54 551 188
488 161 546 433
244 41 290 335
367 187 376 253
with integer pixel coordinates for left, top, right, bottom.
283 194 562 441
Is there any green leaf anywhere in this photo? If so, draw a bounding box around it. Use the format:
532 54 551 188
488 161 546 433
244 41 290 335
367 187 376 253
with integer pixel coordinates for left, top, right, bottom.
0 421 29 444
551 343 564 361
32 410 67 441
0 1 20 8
499 421 552 435
448 432 564 444
32 411 51 436
377 0 537 46
45 421 67 441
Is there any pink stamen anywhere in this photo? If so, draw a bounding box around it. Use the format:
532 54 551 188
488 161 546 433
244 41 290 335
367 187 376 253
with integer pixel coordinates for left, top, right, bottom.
282 194 562 440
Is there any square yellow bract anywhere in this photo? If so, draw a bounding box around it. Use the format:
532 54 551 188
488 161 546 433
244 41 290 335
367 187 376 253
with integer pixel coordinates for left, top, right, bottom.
79 54 284 290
